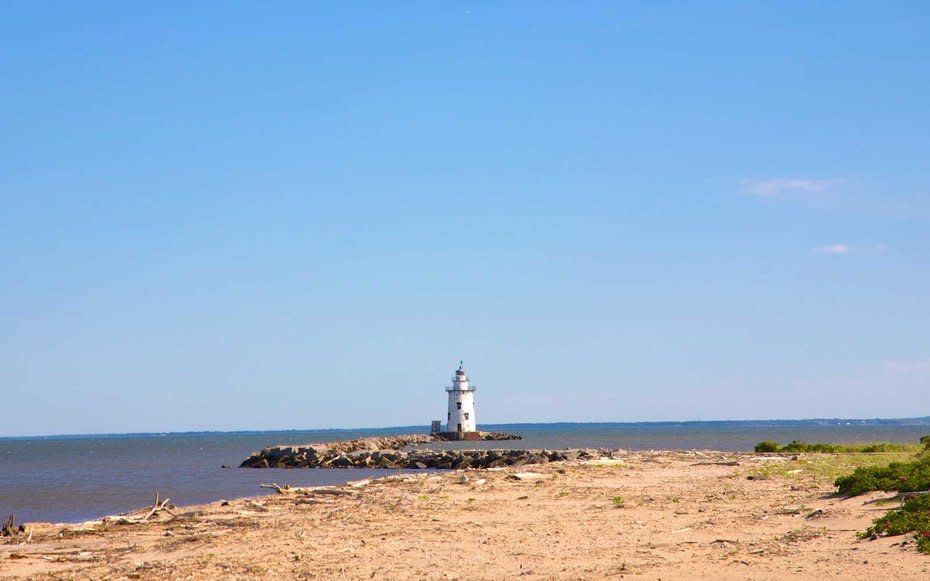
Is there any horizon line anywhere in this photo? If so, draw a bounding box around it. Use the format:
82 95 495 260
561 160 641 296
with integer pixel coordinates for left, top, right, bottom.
3 415 929 440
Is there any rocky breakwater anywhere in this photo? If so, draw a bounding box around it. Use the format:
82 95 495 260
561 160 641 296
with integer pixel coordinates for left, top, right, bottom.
433 431 523 441
240 434 432 469
241 433 618 470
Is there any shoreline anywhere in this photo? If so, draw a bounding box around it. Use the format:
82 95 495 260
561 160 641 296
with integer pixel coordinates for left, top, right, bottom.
6 424 929 526
3 450 928 579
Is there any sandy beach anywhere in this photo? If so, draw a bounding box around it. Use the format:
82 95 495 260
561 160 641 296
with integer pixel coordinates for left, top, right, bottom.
2 450 928 580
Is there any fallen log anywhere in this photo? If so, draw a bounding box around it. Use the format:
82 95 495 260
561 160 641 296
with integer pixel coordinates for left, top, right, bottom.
259 483 353 496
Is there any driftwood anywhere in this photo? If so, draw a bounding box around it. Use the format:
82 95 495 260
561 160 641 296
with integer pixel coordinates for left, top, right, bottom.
690 460 740 466
294 498 323 506
101 492 177 525
507 472 546 481
244 500 268 512
897 490 930 500
260 483 295 494
863 490 930 506
260 483 354 496
140 493 175 522
310 488 354 496
2 514 25 537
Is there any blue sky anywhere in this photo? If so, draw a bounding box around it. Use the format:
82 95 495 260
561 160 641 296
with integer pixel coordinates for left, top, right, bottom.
1 2 928 436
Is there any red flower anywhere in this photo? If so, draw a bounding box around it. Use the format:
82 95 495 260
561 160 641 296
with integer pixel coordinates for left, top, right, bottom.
923 531 930 539
898 476 908 482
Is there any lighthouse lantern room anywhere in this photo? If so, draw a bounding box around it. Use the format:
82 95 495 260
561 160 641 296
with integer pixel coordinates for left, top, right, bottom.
445 361 478 439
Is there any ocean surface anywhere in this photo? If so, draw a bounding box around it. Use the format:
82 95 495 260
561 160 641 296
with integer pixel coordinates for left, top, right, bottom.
2 420 929 524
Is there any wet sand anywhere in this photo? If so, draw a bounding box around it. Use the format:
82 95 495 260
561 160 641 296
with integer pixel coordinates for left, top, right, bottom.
2 450 928 580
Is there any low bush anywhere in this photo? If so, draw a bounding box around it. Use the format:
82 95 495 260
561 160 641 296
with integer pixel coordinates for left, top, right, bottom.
860 494 930 554
754 440 780 453
920 435 930 458
834 457 930 496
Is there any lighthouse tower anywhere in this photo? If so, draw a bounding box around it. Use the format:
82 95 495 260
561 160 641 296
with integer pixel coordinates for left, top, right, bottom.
446 361 477 439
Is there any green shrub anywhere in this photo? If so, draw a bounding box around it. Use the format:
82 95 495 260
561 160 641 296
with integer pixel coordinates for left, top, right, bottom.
920 435 930 458
754 440 780 453
860 494 930 554
835 457 930 496
781 439 819 452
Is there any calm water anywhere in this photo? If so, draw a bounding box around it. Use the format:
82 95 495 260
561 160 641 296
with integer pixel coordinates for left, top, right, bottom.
2 421 928 523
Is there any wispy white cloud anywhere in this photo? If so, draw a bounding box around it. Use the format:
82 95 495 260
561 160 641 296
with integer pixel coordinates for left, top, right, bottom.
884 358 930 378
742 178 840 197
875 243 890 252
813 244 851 255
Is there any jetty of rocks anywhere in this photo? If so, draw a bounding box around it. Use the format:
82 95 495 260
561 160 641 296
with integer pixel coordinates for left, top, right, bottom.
241 445 615 470
238 432 619 470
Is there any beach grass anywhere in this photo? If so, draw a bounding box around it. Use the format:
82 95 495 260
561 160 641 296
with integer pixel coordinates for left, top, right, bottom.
747 450 920 483
754 440 920 454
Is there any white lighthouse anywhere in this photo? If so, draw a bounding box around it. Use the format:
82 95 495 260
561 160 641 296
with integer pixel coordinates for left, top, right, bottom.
446 361 477 438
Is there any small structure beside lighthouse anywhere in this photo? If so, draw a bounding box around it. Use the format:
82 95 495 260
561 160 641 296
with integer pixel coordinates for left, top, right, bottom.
444 361 478 440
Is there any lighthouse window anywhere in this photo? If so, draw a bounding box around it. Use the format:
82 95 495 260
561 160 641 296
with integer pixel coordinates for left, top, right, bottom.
447 412 450 420
464 413 469 420
456 402 462 410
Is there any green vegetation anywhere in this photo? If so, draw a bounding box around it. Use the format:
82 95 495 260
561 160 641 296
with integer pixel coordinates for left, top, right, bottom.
834 457 930 496
746 435 930 554
754 439 917 454
746 450 918 484
860 495 930 554
611 496 624 507
819 434 930 554
754 440 780 453
834 436 930 496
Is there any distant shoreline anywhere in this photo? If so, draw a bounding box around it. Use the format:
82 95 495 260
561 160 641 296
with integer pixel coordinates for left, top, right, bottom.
3 416 930 440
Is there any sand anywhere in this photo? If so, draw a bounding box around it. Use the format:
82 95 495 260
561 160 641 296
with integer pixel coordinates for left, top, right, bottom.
2 450 928 580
